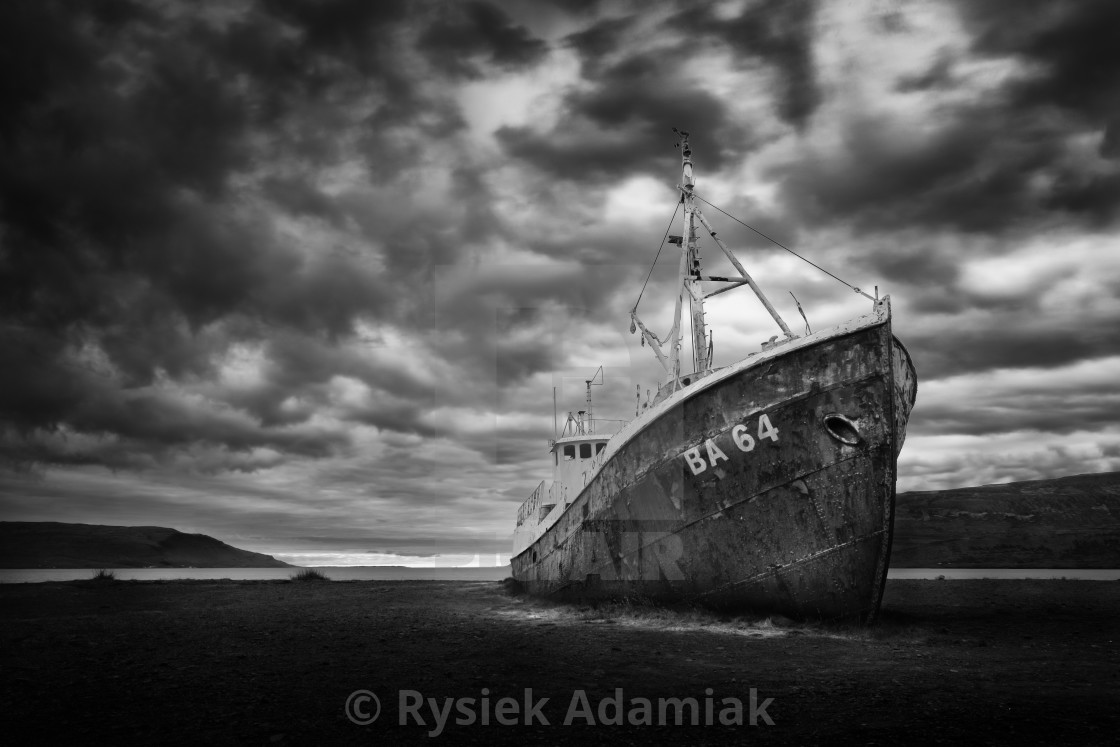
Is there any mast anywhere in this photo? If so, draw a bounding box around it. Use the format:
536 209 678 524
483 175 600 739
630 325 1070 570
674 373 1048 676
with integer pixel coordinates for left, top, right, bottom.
632 130 796 388
584 366 603 433
673 129 710 376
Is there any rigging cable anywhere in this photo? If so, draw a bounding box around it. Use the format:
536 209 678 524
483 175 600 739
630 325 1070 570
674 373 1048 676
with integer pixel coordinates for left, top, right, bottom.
633 196 683 312
789 291 811 335
692 193 875 301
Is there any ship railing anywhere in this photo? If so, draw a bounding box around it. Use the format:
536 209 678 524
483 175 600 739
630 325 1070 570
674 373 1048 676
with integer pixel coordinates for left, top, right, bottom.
586 418 628 434
517 479 578 530
516 480 547 527
582 418 629 437
550 419 629 444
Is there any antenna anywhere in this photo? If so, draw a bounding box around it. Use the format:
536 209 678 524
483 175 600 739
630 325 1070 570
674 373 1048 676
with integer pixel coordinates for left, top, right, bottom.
585 365 604 433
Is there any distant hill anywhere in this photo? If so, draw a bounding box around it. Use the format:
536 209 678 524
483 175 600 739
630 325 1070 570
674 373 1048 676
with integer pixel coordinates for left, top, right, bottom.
891 471 1120 568
0 522 293 569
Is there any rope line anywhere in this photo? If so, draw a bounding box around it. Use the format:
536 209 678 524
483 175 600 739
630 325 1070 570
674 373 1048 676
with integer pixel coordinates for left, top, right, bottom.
633 197 682 312
693 193 874 300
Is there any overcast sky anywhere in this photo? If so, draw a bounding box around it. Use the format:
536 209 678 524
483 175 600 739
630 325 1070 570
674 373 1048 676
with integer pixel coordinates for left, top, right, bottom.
2 0 1119 566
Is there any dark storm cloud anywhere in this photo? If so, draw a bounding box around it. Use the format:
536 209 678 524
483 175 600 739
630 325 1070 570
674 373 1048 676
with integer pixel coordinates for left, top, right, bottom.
916 387 1120 438
957 0 1120 218
957 0 1120 139
347 402 438 439
497 50 749 183
0 0 474 470
261 0 408 72
1 9 244 329
772 107 1070 234
499 0 821 183
430 271 579 402
563 14 634 69
0 1 392 331
872 244 960 287
373 166 499 280
261 177 342 222
495 307 561 386
79 389 345 458
544 0 605 14
0 322 350 472
0 329 91 434
0 389 347 473
206 332 443 439
417 1 548 78
771 0 1120 234
894 50 957 93
904 325 1116 382
669 0 822 128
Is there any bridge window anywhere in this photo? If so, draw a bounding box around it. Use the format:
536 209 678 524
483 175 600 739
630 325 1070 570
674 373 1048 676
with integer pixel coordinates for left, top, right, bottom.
596 442 606 454
579 443 591 459
563 445 575 461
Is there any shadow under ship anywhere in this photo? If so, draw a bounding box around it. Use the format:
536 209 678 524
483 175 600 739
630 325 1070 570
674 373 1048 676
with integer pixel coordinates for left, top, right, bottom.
512 132 917 622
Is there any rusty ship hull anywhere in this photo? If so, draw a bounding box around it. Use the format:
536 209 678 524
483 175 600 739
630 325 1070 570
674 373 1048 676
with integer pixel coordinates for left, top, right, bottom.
512 300 917 622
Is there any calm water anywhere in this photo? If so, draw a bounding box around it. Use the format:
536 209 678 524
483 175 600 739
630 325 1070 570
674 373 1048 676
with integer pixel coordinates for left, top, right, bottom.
886 568 1120 580
0 566 512 583
0 567 1117 583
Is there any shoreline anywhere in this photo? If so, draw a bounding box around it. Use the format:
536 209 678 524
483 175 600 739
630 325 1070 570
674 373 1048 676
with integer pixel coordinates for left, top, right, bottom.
3 566 1119 584
3 578 1117 745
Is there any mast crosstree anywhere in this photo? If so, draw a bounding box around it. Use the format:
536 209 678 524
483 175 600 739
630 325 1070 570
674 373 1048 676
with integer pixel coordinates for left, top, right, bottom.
631 130 796 388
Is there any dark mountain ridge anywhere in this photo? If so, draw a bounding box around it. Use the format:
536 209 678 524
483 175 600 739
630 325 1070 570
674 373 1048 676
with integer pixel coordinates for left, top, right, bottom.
0 522 293 568
891 471 1120 567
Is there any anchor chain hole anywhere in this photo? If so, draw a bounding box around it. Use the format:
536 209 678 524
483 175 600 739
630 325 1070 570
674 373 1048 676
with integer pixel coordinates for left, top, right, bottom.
823 414 861 445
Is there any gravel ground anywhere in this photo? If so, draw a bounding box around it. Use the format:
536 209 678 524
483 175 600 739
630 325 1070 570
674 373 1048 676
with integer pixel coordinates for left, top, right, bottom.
1 578 1117 745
